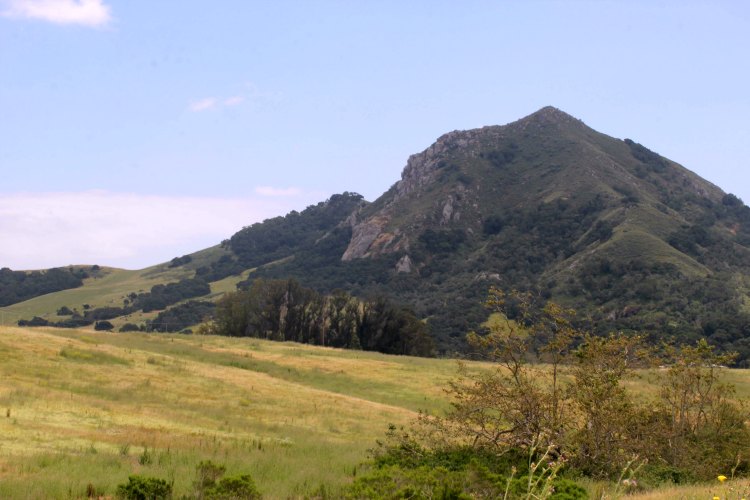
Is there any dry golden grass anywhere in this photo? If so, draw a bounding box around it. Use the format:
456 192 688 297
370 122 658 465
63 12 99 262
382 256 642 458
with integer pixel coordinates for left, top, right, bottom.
625 478 750 499
1 325 749 498
0 326 457 498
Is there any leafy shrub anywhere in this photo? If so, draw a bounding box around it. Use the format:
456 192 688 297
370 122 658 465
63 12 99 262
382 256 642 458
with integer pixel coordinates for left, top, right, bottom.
115 475 172 499
418 229 466 254
168 255 192 268
482 215 504 235
94 320 114 331
17 316 49 327
348 446 585 499
56 306 73 316
205 475 261 499
193 460 261 499
480 147 517 168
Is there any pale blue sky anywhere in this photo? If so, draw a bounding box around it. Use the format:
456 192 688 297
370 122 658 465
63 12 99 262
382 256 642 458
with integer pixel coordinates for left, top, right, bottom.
1 1 749 269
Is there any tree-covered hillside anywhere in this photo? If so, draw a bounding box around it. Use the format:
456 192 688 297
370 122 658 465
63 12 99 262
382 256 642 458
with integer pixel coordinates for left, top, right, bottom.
222 108 750 360
8 108 750 363
0 266 90 306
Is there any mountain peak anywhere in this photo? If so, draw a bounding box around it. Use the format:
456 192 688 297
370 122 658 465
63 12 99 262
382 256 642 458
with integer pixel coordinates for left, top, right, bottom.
516 106 583 127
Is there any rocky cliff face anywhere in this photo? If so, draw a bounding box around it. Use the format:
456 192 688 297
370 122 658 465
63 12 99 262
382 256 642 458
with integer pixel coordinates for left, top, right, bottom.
341 106 724 265
342 129 481 261
341 106 582 262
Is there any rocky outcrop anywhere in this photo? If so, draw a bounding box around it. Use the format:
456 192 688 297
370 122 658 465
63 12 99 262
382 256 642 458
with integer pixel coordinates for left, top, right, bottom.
395 254 414 273
394 130 479 201
341 218 387 261
342 132 477 261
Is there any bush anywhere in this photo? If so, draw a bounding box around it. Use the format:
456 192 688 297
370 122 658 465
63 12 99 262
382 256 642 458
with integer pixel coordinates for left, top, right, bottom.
94 320 114 331
193 460 261 499
56 306 73 316
116 475 172 500
17 316 49 327
206 475 262 499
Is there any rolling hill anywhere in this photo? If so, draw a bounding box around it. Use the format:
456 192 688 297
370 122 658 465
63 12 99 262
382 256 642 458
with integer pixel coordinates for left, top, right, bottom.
5 106 750 361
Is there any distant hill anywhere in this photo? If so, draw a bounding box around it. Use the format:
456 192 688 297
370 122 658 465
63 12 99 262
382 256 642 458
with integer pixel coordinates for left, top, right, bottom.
6 107 750 362
0 266 91 306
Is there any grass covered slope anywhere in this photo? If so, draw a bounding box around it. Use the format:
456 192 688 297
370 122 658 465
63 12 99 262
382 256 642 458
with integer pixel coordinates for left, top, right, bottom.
1 325 750 497
0 326 454 498
0 246 237 328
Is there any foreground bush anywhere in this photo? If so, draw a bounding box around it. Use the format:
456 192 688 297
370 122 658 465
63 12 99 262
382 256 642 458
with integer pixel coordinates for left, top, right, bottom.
116 475 172 499
345 428 586 499
193 460 262 499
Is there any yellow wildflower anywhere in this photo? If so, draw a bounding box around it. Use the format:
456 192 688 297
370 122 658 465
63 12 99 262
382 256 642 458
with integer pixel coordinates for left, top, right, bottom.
717 474 727 482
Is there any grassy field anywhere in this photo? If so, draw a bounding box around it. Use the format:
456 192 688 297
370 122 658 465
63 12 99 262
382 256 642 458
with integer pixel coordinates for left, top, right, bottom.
0 326 458 498
1 326 749 498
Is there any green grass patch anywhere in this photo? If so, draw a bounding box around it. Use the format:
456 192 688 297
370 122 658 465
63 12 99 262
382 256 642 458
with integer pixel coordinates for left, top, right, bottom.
58 346 131 366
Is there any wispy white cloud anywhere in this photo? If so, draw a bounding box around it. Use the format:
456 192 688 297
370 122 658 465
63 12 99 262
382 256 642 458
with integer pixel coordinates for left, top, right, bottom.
254 186 302 197
0 191 319 270
1 0 112 27
188 97 218 112
188 83 281 113
188 95 244 112
223 95 244 107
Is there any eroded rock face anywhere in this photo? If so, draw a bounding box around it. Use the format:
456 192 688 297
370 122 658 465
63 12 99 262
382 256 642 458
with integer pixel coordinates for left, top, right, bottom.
395 130 475 201
341 218 387 261
342 132 475 261
441 196 455 225
395 254 414 273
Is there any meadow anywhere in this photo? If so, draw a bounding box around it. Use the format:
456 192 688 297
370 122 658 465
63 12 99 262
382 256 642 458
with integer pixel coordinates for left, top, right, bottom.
1 325 749 498
0 325 457 498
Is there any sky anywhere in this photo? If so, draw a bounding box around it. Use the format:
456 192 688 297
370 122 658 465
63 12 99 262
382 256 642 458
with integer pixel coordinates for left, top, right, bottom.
1 0 749 270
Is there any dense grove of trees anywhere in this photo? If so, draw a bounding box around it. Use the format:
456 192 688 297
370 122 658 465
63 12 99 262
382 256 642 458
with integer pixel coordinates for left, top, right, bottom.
196 254 244 282
207 279 434 356
168 255 192 268
229 193 364 269
0 267 88 306
190 193 366 284
132 278 211 312
149 300 215 332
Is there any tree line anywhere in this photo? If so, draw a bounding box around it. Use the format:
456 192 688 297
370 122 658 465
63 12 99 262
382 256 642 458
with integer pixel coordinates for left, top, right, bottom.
0 266 88 307
203 279 434 356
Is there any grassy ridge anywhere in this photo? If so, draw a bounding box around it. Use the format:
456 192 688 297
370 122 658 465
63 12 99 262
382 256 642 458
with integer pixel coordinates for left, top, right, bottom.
0 246 245 330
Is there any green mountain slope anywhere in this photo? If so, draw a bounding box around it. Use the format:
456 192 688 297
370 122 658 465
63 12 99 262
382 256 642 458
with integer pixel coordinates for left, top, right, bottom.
6 107 750 361
248 107 750 358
